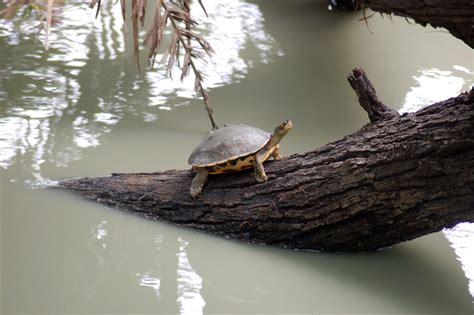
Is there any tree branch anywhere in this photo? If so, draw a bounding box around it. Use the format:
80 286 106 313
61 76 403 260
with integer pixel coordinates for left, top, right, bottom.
356 0 474 49
347 67 399 123
57 68 474 252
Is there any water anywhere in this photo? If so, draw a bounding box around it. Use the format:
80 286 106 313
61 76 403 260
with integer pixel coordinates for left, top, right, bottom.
1 0 473 313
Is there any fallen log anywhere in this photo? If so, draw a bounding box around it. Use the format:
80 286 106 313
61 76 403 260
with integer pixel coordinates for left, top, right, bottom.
356 0 474 49
58 68 474 252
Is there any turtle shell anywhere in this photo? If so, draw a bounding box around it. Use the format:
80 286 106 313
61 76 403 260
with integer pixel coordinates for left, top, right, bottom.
188 124 271 167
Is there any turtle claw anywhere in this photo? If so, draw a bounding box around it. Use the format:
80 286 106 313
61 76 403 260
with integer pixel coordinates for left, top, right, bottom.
256 173 268 183
190 187 202 199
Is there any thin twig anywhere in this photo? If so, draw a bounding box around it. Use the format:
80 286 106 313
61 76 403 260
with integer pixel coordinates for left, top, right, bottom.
89 0 101 18
359 6 374 34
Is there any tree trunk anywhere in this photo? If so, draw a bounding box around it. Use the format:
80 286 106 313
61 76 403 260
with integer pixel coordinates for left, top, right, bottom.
58 68 474 252
356 0 474 49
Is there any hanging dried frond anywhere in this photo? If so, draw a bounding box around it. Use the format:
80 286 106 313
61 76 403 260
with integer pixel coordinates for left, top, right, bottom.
144 0 164 66
181 0 192 47
197 0 207 17
144 1 218 129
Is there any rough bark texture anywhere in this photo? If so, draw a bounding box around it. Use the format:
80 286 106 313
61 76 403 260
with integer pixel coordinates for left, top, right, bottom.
357 0 474 49
58 69 474 252
348 68 399 123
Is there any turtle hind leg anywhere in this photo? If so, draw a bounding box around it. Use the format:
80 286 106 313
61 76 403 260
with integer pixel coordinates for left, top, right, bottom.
253 152 268 183
190 168 209 199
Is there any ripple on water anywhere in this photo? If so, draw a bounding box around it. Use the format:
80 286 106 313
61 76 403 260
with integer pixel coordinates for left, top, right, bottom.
444 223 474 299
137 273 162 298
0 0 283 178
177 237 205 314
0 116 27 169
400 66 473 113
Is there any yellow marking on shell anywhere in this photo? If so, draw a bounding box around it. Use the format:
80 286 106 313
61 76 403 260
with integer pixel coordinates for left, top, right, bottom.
197 141 270 168
209 155 253 174
208 145 279 175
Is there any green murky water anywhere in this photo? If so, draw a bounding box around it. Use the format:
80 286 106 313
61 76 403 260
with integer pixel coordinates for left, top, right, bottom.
1 0 473 313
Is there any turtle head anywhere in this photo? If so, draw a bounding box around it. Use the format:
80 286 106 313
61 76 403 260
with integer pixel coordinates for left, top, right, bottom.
274 120 292 136
272 120 292 142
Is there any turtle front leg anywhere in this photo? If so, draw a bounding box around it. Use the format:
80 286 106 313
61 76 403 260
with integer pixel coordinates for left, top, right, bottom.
253 152 268 183
190 168 209 199
272 145 283 160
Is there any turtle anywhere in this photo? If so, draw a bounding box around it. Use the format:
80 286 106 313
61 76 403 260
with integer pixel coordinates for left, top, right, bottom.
188 120 292 198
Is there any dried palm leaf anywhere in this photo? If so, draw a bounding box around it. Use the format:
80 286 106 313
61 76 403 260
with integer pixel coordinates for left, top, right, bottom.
144 0 218 129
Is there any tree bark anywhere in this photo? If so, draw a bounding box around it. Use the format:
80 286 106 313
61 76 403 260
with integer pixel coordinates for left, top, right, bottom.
356 0 474 49
58 68 474 252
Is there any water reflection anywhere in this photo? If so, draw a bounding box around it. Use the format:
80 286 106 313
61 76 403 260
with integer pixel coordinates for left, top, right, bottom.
0 0 282 181
444 223 474 298
400 66 473 113
177 237 205 314
138 272 162 298
135 234 164 300
397 65 474 301
88 220 109 267
91 220 108 248
0 117 26 169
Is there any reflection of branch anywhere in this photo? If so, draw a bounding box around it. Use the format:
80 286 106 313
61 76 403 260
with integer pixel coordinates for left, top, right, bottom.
144 1 218 130
1 0 56 50
45 0 53 50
